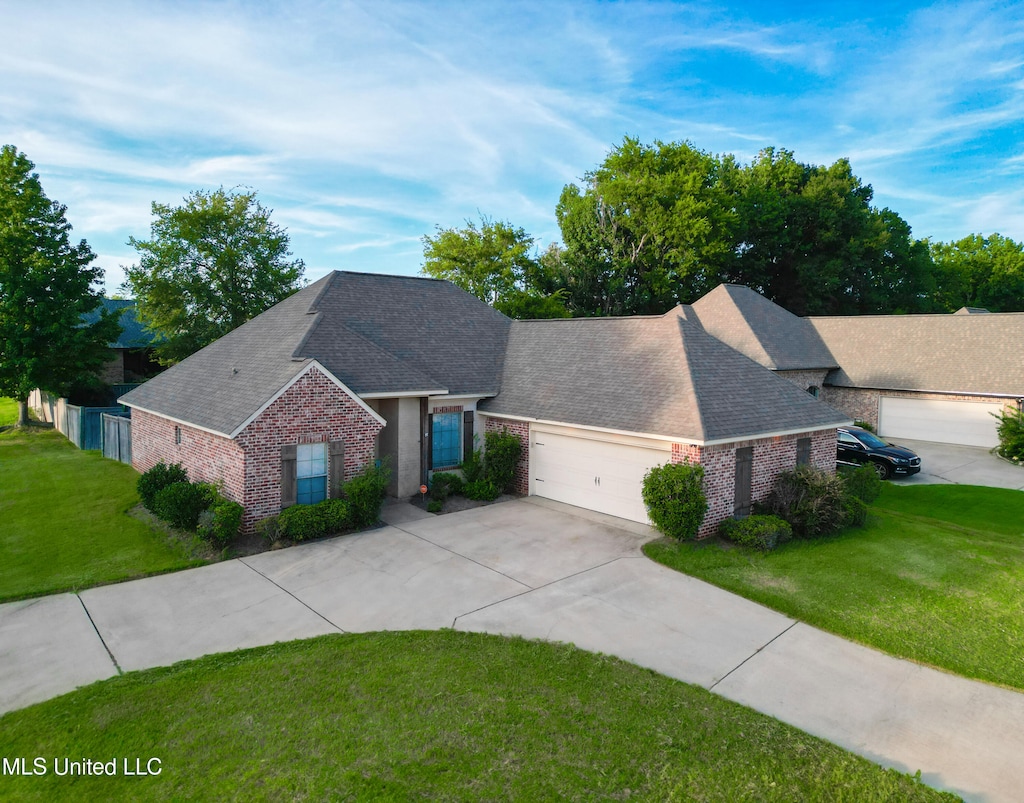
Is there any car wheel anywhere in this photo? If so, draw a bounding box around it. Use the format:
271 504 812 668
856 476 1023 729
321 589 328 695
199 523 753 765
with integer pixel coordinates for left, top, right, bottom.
872 461 891 480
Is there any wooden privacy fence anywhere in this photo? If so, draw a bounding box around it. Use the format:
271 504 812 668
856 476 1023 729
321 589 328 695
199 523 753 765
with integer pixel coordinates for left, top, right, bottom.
28 389 131 455
101 413 132 464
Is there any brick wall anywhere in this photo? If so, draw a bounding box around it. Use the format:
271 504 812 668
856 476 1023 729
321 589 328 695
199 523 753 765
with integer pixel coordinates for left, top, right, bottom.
130 409 245 505
235 369 384 530
671 429 837 539
483 416 529 495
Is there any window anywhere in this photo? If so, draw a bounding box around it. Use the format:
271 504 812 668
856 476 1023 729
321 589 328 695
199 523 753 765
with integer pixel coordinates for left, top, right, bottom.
796 437 811 466
174 426 181 444
807 386 820 398
296 442 327 505
431 413 461 468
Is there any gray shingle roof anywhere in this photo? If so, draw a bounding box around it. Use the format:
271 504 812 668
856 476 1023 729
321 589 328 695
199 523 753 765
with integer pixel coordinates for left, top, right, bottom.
689 284 837 370
81 298 156 349
479 307 849 443
809 313 1024 396
119 272 511 436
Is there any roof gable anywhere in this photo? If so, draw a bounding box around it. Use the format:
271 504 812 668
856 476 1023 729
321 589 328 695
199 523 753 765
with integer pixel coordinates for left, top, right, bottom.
689 284 837 371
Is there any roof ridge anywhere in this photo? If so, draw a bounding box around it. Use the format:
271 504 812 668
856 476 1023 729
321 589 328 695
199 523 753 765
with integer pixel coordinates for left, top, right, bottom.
666 313 708 442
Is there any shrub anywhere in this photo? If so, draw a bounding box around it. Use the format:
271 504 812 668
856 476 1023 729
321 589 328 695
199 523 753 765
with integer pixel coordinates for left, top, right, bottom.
994 406 1024 463
842 463 882 504
853 420 875 433
344 460 391 528
320 499 352 533
483 429 522 493
719 515 792 552
153 481 218 531
427 499 443 514
256 515 281 543
430 471 463 503
641 462 708 541
198 498 244 545
844 495 868 528
137 461 188 512
463 478 501 501
764 466 849 539
460 443 484 484
279 504 330 542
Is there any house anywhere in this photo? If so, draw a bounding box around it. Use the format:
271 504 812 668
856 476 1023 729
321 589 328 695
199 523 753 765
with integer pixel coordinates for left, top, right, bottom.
81 298 162 385
119 271 849 536
687 284 1024 448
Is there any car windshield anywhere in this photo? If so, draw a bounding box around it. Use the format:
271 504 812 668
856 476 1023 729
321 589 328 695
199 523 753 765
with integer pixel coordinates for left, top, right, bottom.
856 431 888 448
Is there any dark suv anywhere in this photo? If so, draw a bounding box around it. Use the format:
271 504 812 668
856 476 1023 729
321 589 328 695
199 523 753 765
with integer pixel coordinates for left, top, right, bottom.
837 426 922 480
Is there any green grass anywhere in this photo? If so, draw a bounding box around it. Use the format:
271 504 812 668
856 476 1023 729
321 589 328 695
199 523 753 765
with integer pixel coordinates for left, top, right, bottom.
0 631 956 802
0 396 18 426
0 426 205 602
645 484 1024 690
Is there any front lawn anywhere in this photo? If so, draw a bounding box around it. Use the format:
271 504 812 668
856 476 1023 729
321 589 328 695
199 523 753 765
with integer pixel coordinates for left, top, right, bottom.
0 426 205 602
0 396 18 426
0 631 955 802
645 484 1024 690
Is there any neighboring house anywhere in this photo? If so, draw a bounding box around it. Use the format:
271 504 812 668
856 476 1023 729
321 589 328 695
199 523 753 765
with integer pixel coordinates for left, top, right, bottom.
81 298 162 384
119 271 849 536
685 284 1024 449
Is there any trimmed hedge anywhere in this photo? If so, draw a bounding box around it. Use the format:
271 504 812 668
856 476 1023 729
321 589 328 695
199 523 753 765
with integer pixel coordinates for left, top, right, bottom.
137 462 188 512
642 462 708 541
278 498 352 542
430 472 463 503
719 514 793 552
483 429 522 493
153 481 218 531
344 461 390 528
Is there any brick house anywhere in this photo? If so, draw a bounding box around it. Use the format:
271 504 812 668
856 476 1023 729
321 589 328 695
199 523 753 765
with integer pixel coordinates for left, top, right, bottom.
120 271 850 536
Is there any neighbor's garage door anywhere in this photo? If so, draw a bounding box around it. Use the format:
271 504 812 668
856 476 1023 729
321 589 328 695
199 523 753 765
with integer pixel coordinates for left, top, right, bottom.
878 397 1005 448
530 429 669 523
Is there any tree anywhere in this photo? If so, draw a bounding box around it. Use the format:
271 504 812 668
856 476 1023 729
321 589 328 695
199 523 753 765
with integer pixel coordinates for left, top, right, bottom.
421 215 568 318
554 138 739 316
727 148 935 315
930 233 1024 312
125 188 305 364
0 145 120 426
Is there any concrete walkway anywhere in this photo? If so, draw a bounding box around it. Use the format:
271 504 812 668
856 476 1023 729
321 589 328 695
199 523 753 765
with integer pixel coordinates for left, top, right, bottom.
2 497 1022 802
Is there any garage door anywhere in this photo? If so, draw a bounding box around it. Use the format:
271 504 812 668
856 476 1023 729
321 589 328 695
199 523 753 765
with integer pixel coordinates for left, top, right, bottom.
878 397 1006 448
530 429 669 523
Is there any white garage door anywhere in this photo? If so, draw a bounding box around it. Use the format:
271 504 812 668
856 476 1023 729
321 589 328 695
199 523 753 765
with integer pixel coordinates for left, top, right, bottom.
530 429 669 523
878 397 1006 448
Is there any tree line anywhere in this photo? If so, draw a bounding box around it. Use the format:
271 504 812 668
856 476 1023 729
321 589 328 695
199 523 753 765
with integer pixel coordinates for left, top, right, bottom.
423 138 1024 318
3 138 1022 425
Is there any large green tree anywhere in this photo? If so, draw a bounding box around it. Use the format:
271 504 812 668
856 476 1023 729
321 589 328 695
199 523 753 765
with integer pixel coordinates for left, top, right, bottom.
126 188 305 364
0 145 119 426
930 233 1024 312
728 148 935 315
554 138 739 316
421 215 568 318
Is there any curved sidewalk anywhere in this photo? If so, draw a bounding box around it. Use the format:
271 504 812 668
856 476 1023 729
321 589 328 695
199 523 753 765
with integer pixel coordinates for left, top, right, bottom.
2 497 1022 802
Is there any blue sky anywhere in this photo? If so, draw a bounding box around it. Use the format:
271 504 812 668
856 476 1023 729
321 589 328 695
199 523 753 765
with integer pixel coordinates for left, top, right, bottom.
3 1 1024 293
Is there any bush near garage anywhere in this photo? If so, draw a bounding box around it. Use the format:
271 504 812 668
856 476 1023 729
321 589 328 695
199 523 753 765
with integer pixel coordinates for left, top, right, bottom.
642 462 708 541
762 466 850 539
993 406 1024 464
464 478 501 501
719 515 792 552
841 463 883 504
483 429 522 493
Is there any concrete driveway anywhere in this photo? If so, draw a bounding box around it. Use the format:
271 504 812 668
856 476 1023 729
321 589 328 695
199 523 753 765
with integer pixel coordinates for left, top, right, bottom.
888 438 1024 490
2 497 1023 803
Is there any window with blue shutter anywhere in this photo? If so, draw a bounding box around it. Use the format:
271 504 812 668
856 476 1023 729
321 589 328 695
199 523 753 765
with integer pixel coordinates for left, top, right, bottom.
296 442 328 505
431 413 461 469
